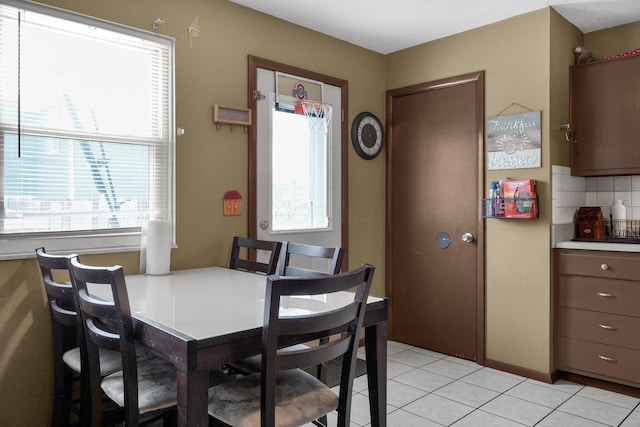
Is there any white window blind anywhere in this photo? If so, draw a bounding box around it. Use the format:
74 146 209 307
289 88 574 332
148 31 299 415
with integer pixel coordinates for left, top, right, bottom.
0 0 175 259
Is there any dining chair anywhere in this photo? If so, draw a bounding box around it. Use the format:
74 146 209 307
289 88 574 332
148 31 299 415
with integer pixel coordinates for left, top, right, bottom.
207 264 375 427
229 236 282 275
68 256 178 427
228 242 345 392
277 241 344 276
36 247 126 427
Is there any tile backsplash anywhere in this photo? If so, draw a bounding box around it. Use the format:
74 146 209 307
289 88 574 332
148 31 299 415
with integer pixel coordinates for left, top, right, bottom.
552 165 640 224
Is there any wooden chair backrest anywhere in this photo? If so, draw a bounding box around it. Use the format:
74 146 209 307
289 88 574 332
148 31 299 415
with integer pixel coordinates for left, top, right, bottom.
260 264 374 426
68 256 138 425
36 247 79 355
278 241 344 277
229 236 282 275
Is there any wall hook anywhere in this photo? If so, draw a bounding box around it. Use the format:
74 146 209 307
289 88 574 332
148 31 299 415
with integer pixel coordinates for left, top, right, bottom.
560 123 573 142
153 18 164 30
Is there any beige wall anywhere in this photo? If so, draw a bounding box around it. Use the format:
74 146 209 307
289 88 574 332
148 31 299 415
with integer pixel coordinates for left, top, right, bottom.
1 1 638 424
0 1 385 425
585 20 640 58
387 8 557 374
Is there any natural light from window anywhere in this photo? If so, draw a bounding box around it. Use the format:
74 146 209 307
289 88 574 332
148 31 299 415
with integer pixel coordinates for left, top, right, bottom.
271 109 330 232
0 1 174 259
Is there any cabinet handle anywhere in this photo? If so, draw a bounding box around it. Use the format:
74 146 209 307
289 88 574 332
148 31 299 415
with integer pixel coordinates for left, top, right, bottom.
597 292 616 298
598 323 617 330
598 355 616 362
601 263 609 271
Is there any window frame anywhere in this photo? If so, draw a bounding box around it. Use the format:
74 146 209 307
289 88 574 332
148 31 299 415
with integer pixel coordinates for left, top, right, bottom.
0 0 176 260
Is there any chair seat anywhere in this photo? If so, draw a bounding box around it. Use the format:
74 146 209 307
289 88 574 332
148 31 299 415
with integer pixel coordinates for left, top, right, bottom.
62 345 156 376
101 356 178 414
207 369 338 427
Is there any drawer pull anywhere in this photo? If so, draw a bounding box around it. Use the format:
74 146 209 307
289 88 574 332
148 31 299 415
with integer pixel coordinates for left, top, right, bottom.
598 355 616 362
598 323 617 330
601 263 609 271
597 292 616 298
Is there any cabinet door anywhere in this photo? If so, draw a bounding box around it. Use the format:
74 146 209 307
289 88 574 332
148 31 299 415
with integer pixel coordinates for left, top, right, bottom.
570 55 640 176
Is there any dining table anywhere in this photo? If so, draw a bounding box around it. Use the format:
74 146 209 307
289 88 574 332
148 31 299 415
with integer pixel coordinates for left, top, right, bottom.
93 266 388 427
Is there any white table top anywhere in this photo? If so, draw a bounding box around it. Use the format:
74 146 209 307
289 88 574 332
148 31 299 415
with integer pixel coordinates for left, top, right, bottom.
92 266 382 341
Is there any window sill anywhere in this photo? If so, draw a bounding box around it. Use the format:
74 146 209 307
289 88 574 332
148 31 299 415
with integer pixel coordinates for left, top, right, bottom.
0 229 142 261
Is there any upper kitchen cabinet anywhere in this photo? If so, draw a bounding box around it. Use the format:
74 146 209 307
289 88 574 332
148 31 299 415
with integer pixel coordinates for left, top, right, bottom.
569 54 640 176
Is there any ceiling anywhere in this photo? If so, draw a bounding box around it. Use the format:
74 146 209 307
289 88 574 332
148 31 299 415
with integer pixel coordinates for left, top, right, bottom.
229 0 640 54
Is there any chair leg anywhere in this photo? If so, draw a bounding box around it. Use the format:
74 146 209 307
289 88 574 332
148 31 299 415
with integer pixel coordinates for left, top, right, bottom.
52 364 73 427
161 409 177 426
78 368 94 427
315 336 330 427
87 377 104 427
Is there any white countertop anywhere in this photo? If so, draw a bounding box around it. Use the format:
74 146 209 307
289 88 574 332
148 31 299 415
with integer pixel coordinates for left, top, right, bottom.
555 240 640 252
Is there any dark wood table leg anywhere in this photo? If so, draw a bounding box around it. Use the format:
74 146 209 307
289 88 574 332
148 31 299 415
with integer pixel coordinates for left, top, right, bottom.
177 369 209 427
365 321 387 427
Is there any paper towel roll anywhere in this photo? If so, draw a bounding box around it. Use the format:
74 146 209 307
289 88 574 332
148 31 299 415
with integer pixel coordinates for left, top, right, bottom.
145 220 172 275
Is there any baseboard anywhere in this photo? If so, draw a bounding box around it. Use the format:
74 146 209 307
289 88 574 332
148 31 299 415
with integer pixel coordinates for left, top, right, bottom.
484 360 640 398
483 358 555 384
555 371 640 398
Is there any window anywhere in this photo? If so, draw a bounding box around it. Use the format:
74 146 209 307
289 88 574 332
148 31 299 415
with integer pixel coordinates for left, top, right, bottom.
271 108 330 232
0 0 175 259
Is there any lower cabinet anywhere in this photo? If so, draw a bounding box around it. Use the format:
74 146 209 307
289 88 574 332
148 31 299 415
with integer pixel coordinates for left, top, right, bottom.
555 249 640 387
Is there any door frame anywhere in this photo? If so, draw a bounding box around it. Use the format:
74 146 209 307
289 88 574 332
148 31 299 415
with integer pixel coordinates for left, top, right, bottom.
247 56 350 269
385 71 486 365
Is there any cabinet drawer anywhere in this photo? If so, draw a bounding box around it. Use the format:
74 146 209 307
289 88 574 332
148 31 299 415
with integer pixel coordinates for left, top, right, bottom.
557 275 640 316
557 307 640 350
557 336 640 385
556 250 640 281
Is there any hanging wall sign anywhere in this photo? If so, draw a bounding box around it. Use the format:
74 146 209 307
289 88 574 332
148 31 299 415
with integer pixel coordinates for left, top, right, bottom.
486 111 541 170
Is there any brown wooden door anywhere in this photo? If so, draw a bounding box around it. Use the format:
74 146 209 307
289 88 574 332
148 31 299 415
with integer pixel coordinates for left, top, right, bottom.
386 72 485 361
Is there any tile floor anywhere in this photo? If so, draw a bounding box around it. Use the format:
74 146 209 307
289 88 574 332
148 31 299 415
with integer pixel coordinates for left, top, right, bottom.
315 340 640 427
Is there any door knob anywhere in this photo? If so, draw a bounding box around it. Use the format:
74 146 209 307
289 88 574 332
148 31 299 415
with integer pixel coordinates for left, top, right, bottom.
259 220 269 230
461 232 474 243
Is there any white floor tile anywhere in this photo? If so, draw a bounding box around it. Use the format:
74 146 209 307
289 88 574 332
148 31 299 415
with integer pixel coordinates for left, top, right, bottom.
577 386 640 410
388 349 440 368
434 380 500 408
382 379 429 408
557 395 631 426
451 409 528 427
482 366 526 381
345 342 639 427
620 410 640 427
421 358 481 379
408 346 447 359
403 393 474 425
385 359 416 379
386 408 443 426
387 341 413 353
348 392 373 426
443 355 482 368
505 381 573 409
352 372 369 393
481 394 553 426
524 378 584 395
393 367 454 392
536 410 609 427
460 368 524 393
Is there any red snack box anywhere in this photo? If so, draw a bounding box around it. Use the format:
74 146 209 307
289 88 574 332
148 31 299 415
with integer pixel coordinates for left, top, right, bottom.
503 179 537 218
